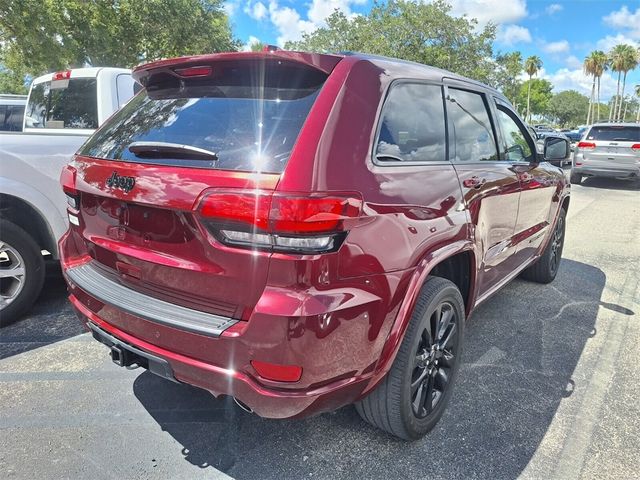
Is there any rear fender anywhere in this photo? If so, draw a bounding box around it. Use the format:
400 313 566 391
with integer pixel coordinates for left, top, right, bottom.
361 240 477 396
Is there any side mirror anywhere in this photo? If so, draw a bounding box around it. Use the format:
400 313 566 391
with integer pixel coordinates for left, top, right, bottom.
543 137 570 164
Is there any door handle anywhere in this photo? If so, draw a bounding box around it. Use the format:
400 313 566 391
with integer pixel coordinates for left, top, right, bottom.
463 176 486 189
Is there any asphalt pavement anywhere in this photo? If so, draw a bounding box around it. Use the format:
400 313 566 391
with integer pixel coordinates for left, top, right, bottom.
1 174 638 480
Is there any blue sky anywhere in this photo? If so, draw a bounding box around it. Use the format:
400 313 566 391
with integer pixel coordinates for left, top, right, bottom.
224 0 640 101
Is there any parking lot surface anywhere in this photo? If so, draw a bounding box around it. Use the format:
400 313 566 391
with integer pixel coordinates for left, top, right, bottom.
1 175 638 480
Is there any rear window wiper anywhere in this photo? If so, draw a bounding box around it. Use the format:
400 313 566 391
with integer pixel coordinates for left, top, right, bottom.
128 141 218 161
376 153 405 162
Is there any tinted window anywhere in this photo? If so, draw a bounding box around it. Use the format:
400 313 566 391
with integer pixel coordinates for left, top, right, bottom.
26 78 98 129
81 61 326 173
447 88 498 162
0 105 25 131
586 126 640 142
375 83 446 162
495 106 533 162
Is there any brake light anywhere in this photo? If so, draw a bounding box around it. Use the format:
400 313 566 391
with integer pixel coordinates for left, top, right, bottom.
577 141 596 150
52 70 71 81
60 164 80 212
197 190 362 253
173 65 212 77
631 144 640 152
251 360 302 382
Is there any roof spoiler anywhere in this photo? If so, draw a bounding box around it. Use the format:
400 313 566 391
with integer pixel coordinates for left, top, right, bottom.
133 51 344 86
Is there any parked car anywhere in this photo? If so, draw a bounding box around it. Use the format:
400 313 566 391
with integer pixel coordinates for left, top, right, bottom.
0 94 26 132
570 123 640 184
534 124 555 132
58 50 571 440
0 67 136 324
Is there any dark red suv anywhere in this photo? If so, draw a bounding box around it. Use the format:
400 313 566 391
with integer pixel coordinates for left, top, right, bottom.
59 51 570 439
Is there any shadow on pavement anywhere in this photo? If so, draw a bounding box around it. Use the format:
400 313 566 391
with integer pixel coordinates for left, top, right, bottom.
0 262 81 360
578 176 640 191
133 259 612 479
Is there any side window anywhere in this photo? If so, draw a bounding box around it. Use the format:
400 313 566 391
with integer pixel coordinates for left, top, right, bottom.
495 105 534 162
375 83 446 163
447 88 498 162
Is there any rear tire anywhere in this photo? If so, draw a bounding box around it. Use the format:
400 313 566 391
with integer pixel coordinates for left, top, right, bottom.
355 277 465 440
569 170 582 184
0 220 45 327
521 208 566 284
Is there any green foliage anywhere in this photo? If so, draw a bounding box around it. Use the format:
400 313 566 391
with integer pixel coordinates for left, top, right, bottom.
493 51 523 104
548 90 589 127
517 78 553 118
285 0 497 84
0 67 28 94
0 0 239 78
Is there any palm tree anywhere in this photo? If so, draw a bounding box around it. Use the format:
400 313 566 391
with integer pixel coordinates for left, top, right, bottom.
583 56 596 124
524 55 542 123
615 45 639 121
635 84 640 123
609 45 627 122
583 54 597 124
591 50 608 122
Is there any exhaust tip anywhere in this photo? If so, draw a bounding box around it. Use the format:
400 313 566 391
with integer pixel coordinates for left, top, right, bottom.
233 397 254 414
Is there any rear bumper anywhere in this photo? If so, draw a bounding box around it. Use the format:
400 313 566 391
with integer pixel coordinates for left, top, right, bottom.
573 165 639 179
71 295 373 418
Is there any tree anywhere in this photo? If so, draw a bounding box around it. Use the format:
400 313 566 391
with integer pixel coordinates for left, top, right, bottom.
517 78 553 120
493 51 523 106
583 53 597 124
609 44 628 121
590 50 608 122
524 55 542 123
635 84 640 123
0 66 28 94
0 0 239 78
285 0 497 84
548 90 589 127
614 45 638 121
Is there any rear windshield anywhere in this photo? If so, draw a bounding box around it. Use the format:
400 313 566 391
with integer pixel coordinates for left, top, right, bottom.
586 126 640 142
79 60 327 173
26 78 98 129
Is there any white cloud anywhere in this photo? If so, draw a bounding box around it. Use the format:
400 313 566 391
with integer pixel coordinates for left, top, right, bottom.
224 0 239 16
596 33 639 52
542 40 570 54
445 0 527 26
245 1 268 20
545 4 563 15
497 24 531 45
267 0 364 46
603 6 640 39
242 36 262 51
541 67 619 100
565 55 583 70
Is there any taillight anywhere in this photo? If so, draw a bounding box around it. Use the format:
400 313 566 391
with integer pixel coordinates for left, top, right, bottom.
577 141 596 150
631 144 640 152
198 190 362 254
60 164 80 224
251 360 302 382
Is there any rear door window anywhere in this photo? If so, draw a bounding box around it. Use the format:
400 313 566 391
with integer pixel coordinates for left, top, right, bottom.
586 126 640 142
80 60 327 174
447 88 498 162
26 78 98 129
374 83 446 163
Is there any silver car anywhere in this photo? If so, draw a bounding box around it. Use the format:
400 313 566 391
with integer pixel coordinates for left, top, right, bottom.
570 123 640 184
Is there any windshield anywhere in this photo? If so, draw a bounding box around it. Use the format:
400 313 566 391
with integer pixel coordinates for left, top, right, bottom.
586 126 640 142
80 61 326 173
26 78 98 129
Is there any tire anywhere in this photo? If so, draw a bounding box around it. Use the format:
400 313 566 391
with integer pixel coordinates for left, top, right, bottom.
521 208 566 284
0 220 45 327
569 170 582 184
355 277 465 440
